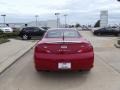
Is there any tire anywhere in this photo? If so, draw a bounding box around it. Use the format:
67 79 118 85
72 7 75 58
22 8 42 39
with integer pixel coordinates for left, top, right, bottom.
35 68 40 72
22 34 30 40
117 33 120 36
28 36 31 40
35 65 41 72
85 69 91 71
97 33 101 36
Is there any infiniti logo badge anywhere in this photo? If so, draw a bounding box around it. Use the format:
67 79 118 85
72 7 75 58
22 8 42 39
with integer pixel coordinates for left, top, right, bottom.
61 45 67 49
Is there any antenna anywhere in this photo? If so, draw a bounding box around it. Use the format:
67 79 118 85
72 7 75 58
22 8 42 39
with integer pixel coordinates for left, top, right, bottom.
63 32 64 41
62 32 65 44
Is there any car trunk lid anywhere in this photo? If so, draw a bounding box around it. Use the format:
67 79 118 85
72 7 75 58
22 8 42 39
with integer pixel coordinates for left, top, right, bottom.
36 38 93 54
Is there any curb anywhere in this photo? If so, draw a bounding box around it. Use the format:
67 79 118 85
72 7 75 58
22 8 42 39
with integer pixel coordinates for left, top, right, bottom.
0 43 36 75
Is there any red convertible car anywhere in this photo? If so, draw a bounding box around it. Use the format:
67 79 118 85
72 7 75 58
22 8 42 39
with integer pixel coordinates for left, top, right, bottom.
34 29 94 71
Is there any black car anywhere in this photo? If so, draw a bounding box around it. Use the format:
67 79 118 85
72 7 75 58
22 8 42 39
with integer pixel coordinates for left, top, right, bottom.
41 27 50 31
93 27 120 36
19 27 46 40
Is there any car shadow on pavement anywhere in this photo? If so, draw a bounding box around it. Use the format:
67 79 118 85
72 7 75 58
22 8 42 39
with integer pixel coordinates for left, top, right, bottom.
94 35 118 37
33 71 92 88
36 70 91 80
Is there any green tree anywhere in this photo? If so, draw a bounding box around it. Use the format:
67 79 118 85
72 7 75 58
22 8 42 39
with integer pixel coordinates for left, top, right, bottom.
75 23 81 28
94 20 100 27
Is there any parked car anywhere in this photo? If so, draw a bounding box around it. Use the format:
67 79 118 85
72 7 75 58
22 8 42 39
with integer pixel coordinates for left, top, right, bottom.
0 29 3 35
34 28 94 71
93 27 120 36
12 27 21 32
82 26 88 30
0 27 13 33
111 26 120 31
19 27 46 40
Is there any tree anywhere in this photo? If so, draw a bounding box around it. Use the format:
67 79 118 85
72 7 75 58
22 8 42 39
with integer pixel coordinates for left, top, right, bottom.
69 25 75 28
6 24 9 27
71 25 75 28
25 24 28 27
94 20 100 27
75 23 81 28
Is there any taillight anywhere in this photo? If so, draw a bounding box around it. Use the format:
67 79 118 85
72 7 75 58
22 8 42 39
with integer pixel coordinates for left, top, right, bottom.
77 43 93 53
35 44 51 54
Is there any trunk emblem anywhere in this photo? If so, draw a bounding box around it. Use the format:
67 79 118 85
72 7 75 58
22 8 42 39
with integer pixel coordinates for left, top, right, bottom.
43 46 48 48
61 45 67 49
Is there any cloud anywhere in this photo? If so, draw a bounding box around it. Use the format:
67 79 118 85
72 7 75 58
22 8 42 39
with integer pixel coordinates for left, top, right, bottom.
0 0 120 25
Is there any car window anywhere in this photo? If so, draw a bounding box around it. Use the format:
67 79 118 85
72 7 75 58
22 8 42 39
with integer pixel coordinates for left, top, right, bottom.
106 27 112 30
24 27 38 31
46 31 62 38
46 30 80 38
64 31 80 37
33 27 39 31
25 28 33 31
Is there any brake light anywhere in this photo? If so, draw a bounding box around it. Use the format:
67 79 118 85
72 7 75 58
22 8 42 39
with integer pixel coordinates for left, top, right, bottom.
35 44 51 53
77 43 93 53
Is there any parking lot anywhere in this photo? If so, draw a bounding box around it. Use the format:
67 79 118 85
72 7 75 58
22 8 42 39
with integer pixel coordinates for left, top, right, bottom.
0 31 120 90
80 31 120 73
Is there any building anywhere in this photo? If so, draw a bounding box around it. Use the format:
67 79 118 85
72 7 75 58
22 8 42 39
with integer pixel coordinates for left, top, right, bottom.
100 10 108 27
0 19 60 28
28 20 59 28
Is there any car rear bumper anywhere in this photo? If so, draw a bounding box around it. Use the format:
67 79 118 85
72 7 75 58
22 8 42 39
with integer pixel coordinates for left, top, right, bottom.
34 52 94 71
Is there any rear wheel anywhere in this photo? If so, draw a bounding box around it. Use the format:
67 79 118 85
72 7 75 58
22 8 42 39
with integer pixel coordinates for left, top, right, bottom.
35 65 42 72
35 69 40 72
22 34 30 40
85 69 91 71
80 69 91 72
35 67 41 72
97 33 101 36
117 33 120 36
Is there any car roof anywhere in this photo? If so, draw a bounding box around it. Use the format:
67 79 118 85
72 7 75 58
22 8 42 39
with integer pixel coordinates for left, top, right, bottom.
23 27 38 28
48 28 77 31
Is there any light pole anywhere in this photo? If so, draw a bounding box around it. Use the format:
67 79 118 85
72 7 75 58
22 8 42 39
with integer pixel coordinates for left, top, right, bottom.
55 13 60 28
64 14 68 28
1 14 6 27
35 15 39 27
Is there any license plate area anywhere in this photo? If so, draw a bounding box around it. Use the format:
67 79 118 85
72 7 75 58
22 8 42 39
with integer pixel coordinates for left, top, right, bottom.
58 62 71 69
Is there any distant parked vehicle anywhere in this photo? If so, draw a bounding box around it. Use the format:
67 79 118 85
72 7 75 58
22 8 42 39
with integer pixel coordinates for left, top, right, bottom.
0 29 3 35
93 27 120 36
77 27 82 31
82 27 88 30
82 26 91 31
19 27 46 40
0 27 13 33
12 27 21 32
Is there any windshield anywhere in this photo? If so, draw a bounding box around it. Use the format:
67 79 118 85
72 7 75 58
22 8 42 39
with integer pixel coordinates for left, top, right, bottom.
45 30 81 38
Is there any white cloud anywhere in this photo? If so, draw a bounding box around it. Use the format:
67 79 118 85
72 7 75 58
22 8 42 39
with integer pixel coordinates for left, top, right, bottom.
0 0 120 24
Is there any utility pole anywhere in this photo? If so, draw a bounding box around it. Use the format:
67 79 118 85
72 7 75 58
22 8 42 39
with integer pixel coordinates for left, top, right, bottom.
1 14 6 27
35 15 39 27
64 14 68 28
55 13 60 28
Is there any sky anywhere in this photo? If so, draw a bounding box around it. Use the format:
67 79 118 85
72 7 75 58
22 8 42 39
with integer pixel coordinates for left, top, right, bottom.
0 0 120 25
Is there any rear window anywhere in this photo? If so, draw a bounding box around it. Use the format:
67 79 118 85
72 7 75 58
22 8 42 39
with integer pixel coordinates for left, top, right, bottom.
45 30 81 38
